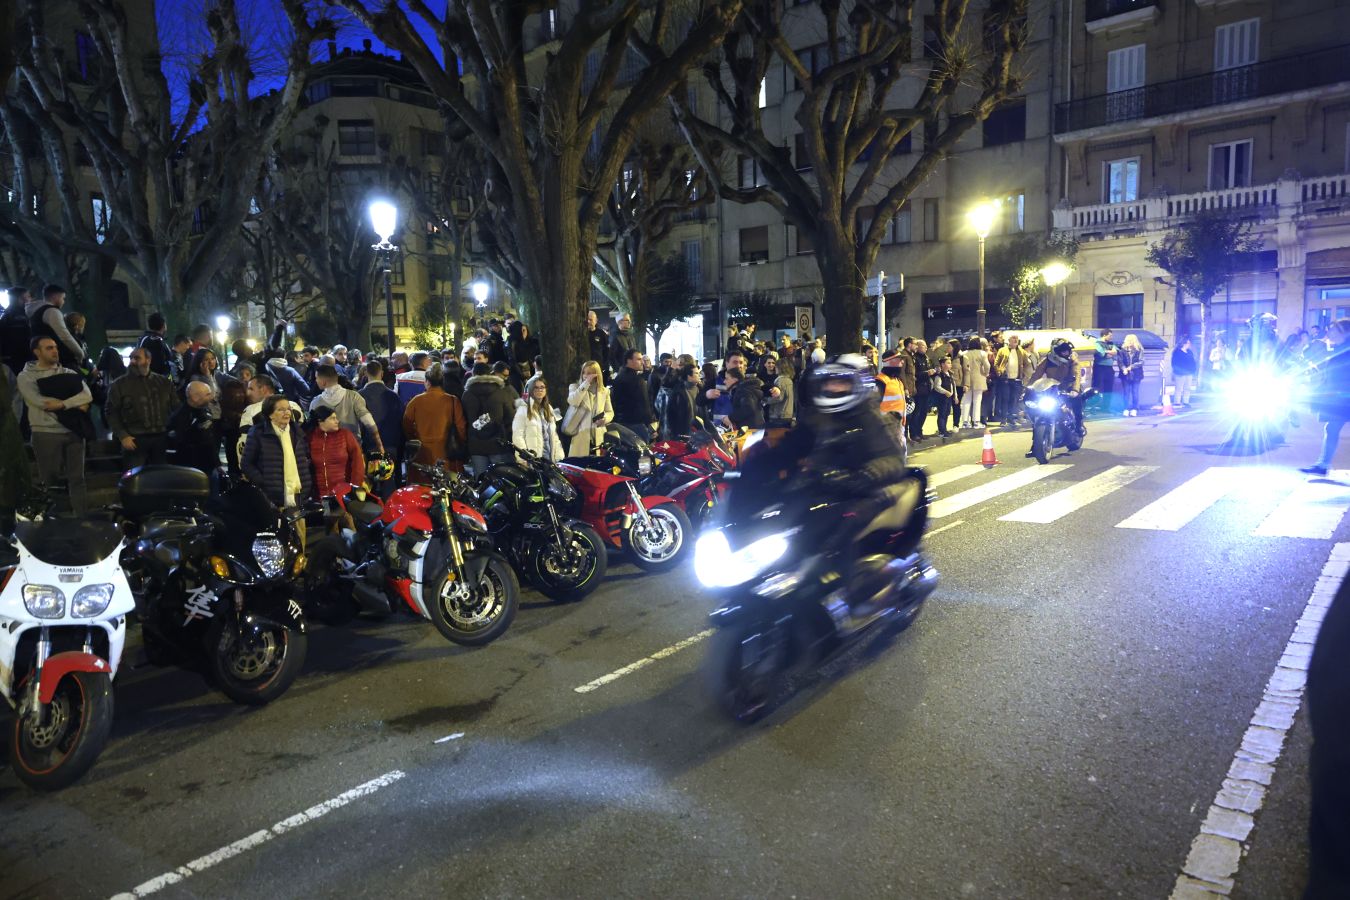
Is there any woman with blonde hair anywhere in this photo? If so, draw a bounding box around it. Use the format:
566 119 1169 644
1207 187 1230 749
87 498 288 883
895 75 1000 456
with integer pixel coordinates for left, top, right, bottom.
561 360 613 457
1116 334 1146 416
513 374 564 461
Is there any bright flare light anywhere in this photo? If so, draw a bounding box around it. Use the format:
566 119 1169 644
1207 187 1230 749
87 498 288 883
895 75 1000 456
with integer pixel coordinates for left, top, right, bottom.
214 314 231 332
471 281 490 306
694 529 792 589
1223 367 1293 422
369 199 398 243
1040 262 1071 287
967 200 1000 239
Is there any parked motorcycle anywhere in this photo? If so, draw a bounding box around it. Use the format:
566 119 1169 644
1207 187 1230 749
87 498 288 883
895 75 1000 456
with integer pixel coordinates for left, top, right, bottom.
696 459 937 723
312 443 519 646
116 466 309 706
1024 385 1096 464
0 505 133 790
587 424 730 532
474 445 607 602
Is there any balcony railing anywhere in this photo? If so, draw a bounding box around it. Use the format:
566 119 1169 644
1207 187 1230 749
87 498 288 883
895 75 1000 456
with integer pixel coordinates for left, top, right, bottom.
1085 0 1156 22
1055 43 1350 134
1053 172 1350 237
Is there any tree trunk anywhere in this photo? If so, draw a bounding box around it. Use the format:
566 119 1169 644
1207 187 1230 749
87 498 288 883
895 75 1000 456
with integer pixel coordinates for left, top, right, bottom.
1197 300 1209 392
819 248 866 354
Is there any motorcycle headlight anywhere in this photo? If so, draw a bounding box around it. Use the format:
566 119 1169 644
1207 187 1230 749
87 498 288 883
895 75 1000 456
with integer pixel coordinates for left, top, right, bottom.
455 511 488 533
1036 396 1059 413
72 583 114 618
638 454 653 476
547 472 578 503
23 584 66 619
1223 369 1292 421
251 534 285 579
694 529 794 589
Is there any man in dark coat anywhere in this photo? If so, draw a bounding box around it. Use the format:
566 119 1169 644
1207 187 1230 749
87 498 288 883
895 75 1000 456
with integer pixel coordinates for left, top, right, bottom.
359 358 405 494
610 348 656 440
1302 318 1350 476
480 320 508 365
586 310 610 381
608 314 637 376
727 367 766 429
461 362 515 474
136 312 175 378
167 381 222 475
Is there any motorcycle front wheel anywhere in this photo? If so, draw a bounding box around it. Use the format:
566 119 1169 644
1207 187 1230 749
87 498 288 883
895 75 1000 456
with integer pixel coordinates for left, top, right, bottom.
1031 423 1051 465
533 524 608 602
1064 419 1085 452
703 625 788 724
10 671 114 791
207 614 308 706
427 553 519 646
624 504 691 572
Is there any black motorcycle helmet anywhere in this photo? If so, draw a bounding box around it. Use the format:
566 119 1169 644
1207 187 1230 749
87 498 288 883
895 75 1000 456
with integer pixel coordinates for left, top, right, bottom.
804 353 876 415
1052 338 1075 360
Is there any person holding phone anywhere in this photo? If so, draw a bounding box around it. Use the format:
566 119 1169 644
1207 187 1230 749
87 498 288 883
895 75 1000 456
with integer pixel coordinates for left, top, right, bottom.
562 360 613 457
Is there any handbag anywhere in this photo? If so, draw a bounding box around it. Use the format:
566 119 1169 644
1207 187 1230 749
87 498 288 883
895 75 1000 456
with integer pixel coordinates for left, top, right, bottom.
561 398 588 437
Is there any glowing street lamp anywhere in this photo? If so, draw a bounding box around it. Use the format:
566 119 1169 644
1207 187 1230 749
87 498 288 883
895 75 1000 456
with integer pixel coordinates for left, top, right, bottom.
471 280 490 308
368 199 400 352
1040 262 1071 328
967 200 1000 338
214 314 232 364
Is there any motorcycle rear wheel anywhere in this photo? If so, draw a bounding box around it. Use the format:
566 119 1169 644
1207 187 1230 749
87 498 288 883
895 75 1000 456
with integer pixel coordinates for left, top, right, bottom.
1064 422 1084 452
207 615 308 706
533 525 608 602
427 554 520 646
703 625 788 724
10 671 114 791
624 504 691 572
1031 423 1051 465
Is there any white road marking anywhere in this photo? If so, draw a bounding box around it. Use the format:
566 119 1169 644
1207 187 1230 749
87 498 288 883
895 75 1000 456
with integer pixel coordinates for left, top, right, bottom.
574 629 715 694
1000 465 1157 524
1252 471 1350 539
927 464 987 489
1115 467 1244 532
434 732 465 744
928 465 1071 519
111 769 406 899
1170 543 1350 898
925 519 965 537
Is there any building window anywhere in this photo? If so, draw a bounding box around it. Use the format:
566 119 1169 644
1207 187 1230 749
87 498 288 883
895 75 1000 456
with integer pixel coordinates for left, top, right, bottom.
794 45 827 90
922 16 940 59
738 156 766 188
421 129 446 157
1215 19 1259 71
374 292 409 328
338 120 378 156
1208 139 1252 190
682 240 702 291
1004 192 1025 233
387 249 406 285
924 115 939 150
90 194 109 244
1106 44 1146 122
758 77 768 109
788 224 815 255
1097 293 1144 329
893 205 912 243
75 32 96 83
330 78 379 98
794 133 812 171
922 198 940 242
739 225 770 263
1104 157 1140 204
982 100 1026 147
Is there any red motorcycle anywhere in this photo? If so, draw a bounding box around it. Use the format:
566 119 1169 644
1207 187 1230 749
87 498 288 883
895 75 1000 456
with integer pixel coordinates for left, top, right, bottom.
558 427 692 572
308 441 519 646
601 425 736 532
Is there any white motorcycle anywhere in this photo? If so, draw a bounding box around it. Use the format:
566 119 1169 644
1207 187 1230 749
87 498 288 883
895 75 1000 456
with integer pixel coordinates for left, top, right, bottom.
0 514 134 790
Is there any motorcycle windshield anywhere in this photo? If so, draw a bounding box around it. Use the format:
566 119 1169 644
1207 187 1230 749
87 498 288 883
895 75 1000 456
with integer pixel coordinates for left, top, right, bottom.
603 423 649 454
16 519 123 566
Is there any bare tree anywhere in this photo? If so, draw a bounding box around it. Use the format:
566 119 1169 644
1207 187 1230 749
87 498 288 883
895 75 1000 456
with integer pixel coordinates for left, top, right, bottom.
674 0 1028 352
8 0 330 328
328 0 744 398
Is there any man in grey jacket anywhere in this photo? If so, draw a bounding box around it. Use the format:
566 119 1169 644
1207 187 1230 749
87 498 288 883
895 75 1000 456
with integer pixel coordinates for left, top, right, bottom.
106 347 180 468
16 336 92 513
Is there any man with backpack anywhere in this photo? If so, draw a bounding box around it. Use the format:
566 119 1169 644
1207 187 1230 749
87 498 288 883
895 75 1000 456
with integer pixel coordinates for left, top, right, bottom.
136 311 177 379
27 284 88 373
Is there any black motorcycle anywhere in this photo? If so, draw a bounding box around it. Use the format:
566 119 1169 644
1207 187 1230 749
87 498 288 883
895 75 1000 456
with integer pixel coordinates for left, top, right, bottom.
475 445 608 602
116 465 309 705
1024 385 1096 464
696 459 937 722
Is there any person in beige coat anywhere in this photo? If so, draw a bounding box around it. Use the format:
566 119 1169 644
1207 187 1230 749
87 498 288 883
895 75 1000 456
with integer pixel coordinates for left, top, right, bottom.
958 336 991 429
561 360 614 456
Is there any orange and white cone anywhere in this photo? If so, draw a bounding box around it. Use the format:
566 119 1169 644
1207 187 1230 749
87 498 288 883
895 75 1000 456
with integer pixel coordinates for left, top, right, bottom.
1161 386 1176 417
980 428 1000 468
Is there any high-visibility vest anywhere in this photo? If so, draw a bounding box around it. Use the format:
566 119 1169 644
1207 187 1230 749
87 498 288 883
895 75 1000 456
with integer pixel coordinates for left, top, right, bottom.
878 373 906 412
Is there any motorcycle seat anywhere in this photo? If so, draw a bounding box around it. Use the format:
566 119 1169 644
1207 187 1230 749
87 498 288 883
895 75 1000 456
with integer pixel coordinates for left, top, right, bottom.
16 519 123 566
139 515 206 544
486 462 534 488
347 498 384 525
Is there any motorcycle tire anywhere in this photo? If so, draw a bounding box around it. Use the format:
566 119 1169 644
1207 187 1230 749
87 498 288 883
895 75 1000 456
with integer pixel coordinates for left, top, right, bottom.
10 671 114 791
623 504 692 572
207 614 308 706
1031 423 1051 465
427 553 519 646
533 524 608 603
1064 425 1084 452
703 625 787 724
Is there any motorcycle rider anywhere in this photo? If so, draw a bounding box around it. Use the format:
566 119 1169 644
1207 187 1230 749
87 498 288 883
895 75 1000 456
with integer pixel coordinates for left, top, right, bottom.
1025 338 1084 458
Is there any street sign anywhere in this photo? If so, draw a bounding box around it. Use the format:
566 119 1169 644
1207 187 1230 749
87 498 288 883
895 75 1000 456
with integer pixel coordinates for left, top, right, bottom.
866 275 885 297
794 305 814 337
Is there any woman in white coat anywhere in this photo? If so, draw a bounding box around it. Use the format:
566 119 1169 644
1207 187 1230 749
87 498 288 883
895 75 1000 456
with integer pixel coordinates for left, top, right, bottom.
958 336 991 429
512 375 565 462
561 360 613 457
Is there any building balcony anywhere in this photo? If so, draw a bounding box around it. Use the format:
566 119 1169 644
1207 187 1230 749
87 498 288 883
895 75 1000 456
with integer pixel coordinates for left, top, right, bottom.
1054 43 1350 135
1085 0 1160 35
1053 172 1350 240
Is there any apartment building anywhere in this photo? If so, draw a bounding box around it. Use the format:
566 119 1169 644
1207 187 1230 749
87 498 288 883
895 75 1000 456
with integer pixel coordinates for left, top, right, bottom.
706 0 1058 346
1052 0 1350 347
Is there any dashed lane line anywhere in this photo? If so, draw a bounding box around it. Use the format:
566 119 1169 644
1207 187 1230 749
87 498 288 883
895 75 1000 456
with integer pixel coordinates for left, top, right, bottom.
110 769 407 899
574 629 716 694
1169 542 1350 898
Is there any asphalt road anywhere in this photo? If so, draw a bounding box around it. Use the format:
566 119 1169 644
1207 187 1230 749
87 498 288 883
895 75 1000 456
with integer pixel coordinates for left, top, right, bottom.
1 403 1342 899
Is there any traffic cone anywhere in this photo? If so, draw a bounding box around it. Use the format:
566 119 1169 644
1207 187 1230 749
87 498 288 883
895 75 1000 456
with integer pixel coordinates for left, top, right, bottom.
979 428 1000 468
1160 386 1176 417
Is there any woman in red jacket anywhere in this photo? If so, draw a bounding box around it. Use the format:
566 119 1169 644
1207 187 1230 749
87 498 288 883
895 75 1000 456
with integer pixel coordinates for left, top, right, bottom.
306 404 365 497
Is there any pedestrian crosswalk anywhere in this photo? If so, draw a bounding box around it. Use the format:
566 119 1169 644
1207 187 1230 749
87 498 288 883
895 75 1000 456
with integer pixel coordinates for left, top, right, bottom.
921 462 1350 540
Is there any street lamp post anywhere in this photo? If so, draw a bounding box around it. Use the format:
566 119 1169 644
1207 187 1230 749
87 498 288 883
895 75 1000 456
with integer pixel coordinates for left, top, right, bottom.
1039 262 1071 329
214 314 231 367
369 199 399 355
967 201 999 338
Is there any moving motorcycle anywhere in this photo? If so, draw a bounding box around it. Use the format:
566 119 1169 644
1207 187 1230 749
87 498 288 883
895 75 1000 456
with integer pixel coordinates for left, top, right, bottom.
475 445 607 602
1024 384 1096 465
117 466 309 705
311 443 519 646
1 506 133 790
696 461 937 723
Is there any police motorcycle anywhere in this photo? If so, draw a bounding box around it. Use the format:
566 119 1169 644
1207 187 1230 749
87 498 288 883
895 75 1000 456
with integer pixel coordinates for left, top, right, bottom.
0 494 133 789
116 466 309 705
696 356 938 722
